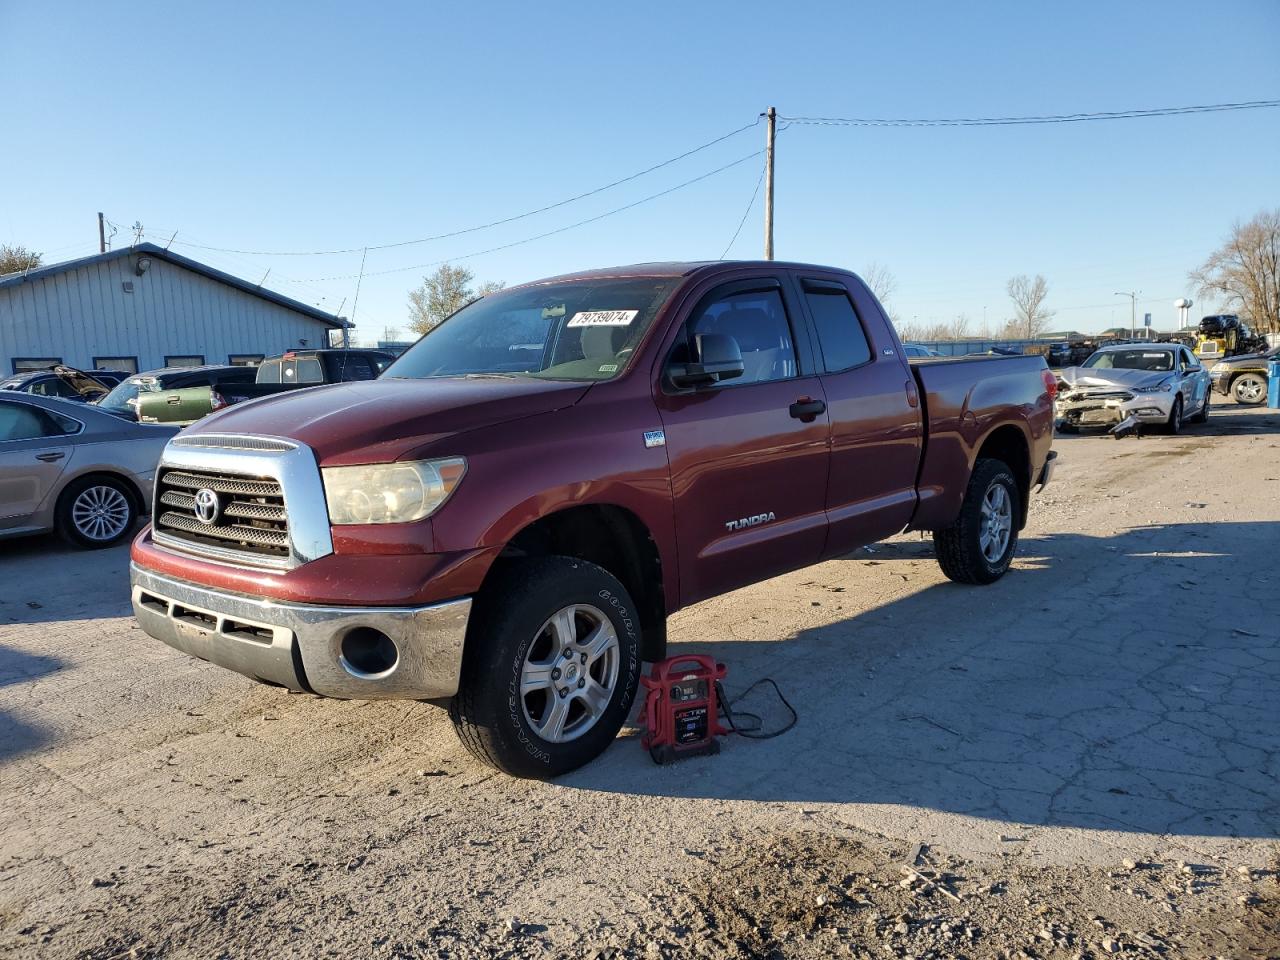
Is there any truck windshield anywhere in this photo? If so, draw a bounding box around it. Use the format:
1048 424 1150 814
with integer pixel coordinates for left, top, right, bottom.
1083 349 1174 372
385 277 681 382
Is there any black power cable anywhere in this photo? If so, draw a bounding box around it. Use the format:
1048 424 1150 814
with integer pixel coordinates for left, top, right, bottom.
715 678 798 740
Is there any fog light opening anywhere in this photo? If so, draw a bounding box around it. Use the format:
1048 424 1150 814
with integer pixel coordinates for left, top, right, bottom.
339 628 399 678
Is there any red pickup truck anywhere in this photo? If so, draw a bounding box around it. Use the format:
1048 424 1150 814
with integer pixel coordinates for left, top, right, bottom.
130 261 1056 777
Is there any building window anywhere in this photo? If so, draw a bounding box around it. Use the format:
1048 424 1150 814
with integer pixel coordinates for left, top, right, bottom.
228 354 264 367
93 356 139 374
11 357 62 374
164 355 205 368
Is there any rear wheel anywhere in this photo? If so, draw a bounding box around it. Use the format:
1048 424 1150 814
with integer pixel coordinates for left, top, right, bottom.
56 475 137 549
1232 373 1267 406
933 458 1021 585
449 556 642 778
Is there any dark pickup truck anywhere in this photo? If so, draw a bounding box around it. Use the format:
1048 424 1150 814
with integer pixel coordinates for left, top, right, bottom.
130 261 1056 778
134 349 396 424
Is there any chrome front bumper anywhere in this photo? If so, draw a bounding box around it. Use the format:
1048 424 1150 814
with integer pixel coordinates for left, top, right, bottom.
130 564 471 700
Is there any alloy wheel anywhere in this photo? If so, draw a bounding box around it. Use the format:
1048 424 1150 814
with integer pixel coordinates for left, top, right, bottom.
519 604 620 744
71 485 131 542
979 482 1012 564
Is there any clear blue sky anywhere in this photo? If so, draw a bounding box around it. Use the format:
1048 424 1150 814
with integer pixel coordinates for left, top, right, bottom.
3 0 1277 340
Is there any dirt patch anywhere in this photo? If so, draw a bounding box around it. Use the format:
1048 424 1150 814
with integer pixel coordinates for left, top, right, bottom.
675 832 1280 959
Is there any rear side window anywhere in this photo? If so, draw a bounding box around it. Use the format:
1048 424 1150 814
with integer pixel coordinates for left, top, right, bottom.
338 356 376 381
296 358 324 383
803 282 871 372
0 401 72 441
258 361 282 383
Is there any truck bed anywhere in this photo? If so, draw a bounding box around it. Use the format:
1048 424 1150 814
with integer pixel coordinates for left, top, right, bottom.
908 354 1054 531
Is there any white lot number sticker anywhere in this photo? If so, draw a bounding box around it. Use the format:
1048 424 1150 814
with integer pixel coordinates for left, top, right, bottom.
567 310 638 328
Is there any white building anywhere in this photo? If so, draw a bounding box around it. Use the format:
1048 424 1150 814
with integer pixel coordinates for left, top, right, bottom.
0 242 349 375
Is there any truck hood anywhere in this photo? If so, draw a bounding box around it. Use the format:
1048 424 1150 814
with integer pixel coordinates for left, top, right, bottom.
190 376 591 465
1058 366 1170 392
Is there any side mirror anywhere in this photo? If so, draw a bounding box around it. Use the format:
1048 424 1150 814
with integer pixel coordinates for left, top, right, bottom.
1185 364 1202 374
669 333 745 388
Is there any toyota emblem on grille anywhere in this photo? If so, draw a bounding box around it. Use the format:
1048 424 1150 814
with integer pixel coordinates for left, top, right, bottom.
193 488 221 525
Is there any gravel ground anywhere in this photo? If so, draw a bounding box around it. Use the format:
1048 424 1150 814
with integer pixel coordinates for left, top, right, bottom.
1 403 1278 959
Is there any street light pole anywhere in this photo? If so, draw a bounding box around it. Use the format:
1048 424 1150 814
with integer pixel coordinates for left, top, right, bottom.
1115 291 1138 338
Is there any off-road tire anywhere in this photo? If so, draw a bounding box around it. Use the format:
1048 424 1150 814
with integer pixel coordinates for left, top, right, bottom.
55 475 138 549
932 458 1021 585
1232 373 1267 406
1189 389 1211 424
1163 396 1183 435
449 556 642 779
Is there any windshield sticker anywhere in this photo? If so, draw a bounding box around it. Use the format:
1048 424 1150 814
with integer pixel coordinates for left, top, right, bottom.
598 363 619 373
567 310 638 328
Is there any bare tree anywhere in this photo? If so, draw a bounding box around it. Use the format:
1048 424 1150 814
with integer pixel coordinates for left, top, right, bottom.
1006 274 1054 339
946 312 971 341
862 262 897 306
0 244 41 276
407 265 505 335
1189 208 1280 334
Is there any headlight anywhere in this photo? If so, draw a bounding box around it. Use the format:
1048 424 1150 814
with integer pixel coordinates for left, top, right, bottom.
322 458 466 525
1210 362 1228 373
1132 381 1173 394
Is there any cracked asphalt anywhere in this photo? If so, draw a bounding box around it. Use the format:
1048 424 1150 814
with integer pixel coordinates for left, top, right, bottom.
1 404 1277 958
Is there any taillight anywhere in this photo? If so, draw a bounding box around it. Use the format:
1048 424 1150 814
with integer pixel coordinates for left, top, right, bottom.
1041 368 1058 399
210 390 228 411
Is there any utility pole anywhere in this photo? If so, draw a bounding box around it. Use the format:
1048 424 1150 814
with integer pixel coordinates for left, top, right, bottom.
97 212 106 253
1114 291 1138 338
763 106 776 260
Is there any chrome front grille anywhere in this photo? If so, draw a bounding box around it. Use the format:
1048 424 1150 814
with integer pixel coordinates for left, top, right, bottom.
151 434 332 571
155 468 290 560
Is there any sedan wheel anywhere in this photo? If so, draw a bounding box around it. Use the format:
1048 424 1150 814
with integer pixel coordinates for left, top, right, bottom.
57 476 138 549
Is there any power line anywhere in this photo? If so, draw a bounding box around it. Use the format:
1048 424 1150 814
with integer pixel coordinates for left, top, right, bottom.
779 98 1280 127
293 149 765 283
168 118 762 258
720 159 766 259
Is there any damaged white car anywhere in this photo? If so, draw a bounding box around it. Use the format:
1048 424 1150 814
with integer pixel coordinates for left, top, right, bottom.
1056 343 1211 435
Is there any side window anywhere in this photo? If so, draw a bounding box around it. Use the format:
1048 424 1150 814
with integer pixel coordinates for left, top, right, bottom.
0 401 66 442
296 358 324 383
339 356 375 381
802 282 872 372
31 378 78 399
685 287 796 386
258 361 282 384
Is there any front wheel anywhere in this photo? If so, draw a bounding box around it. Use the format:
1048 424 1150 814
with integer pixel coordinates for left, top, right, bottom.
56 475 138 549
1163 396 1183 435
1232 373 1267 406
933 458 1021 585
449 556 642 778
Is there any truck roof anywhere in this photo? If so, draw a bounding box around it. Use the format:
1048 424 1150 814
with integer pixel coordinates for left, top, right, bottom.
512 260 853 287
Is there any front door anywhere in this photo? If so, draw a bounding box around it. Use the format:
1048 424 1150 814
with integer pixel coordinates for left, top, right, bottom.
656 278 831 604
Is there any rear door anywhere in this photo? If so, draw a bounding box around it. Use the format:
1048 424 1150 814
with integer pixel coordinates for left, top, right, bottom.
793 271 923 557
655 275 831 603
0 399 76 529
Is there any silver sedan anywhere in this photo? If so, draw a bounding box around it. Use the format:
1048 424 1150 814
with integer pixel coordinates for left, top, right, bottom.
0 393 177 548
1056 343 1212 435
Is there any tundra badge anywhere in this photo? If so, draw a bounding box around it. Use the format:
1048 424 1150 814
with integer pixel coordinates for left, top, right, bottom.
725 512 776 532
